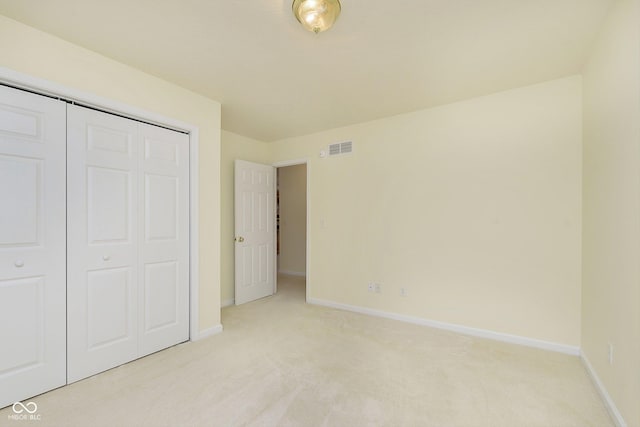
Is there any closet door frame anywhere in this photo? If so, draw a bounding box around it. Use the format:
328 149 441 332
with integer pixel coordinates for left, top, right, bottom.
0 66 205 341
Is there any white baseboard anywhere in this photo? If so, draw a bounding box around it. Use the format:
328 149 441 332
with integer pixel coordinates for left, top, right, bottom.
191 324 223 341
307 297 580 356
581 353 627 427
278 270 306 277
221 298 235 308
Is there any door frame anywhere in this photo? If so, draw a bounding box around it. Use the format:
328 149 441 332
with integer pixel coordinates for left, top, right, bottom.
0 66 204 341
273 158 310 302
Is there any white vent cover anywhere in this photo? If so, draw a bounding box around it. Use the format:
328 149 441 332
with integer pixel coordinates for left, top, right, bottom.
328 141 353 156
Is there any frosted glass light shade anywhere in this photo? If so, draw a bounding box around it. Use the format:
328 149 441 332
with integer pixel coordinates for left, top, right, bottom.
292 0 341 34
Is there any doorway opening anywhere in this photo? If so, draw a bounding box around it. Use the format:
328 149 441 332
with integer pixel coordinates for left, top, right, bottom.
276 162 308 301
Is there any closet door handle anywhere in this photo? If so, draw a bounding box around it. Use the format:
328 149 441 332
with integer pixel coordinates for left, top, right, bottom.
14 260 24 268
102 255 111 261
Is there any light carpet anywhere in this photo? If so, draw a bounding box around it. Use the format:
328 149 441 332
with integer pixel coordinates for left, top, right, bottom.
0 275 613 426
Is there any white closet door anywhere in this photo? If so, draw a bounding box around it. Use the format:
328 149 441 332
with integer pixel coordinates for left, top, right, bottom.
67 106 190 383
67 105 139 383
0 86 66 407
138 123 189 356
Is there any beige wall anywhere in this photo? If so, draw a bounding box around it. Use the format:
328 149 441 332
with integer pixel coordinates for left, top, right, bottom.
4 8 638 423
0 15 222 332
220 130 272 305
582 0 640 425
271 76 583 347
278 164 307 275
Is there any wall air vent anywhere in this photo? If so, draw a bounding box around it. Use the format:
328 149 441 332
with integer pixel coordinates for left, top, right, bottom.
328 141 353 156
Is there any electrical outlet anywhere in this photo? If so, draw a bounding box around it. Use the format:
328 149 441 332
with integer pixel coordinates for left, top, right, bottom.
400 288 409 297
608 343 614 365
374 283 381 293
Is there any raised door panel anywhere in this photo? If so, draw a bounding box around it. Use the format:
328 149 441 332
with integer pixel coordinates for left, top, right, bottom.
0 86 66 409
86 268 134 350
0 277 44 374
0 106 41 139
87 167 132 244
138 124 189 356
145 173 178 241
144 261 178 332
0 156 41 246
67 105 139 383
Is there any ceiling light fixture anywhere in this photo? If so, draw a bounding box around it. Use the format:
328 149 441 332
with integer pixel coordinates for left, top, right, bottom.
292 0 341 34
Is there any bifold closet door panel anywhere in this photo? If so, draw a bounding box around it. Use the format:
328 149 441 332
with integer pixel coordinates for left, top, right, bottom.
138 123 189 357
0 86 66 407
67 105 190 383
67 105 139 383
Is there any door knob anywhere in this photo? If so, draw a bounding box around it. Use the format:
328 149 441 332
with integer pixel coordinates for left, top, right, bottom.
14 260 24 268
235 236 245 243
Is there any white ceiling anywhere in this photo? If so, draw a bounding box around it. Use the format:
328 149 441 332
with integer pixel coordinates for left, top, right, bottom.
0 0 615 142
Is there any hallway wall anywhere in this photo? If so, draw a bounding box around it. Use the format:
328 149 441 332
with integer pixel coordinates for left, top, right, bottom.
278 164 307 276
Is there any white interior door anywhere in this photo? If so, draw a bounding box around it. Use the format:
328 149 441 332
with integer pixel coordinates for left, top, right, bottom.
67 105 139 383
138 123 189 357
67 106 190 383
0 86 66 407
234 160 276 305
